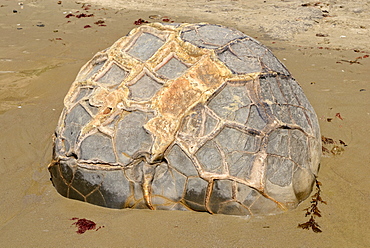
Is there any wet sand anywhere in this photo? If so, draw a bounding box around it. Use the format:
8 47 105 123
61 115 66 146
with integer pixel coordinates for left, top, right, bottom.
0 0 369 247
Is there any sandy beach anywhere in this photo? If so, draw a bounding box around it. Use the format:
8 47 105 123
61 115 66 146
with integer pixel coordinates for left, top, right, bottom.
0 0 369 247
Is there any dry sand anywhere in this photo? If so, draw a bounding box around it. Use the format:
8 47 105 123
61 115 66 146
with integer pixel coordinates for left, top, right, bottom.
0 0 369 247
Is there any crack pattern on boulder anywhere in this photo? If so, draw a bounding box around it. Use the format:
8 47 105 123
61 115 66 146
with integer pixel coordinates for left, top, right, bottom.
49 23 321 216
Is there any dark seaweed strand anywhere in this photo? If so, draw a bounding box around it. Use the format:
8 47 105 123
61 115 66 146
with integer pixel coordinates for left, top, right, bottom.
298 179 327 233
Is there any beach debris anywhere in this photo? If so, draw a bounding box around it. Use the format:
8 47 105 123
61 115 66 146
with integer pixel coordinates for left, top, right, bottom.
149 14 161 20
321 136 334 145
339 140 347 146
94 20 106 26
148 15 174 22
321 135 346 155
134 16 173 25
324 112 343 122
298 180 326 233
57 1 62 4
63 4 106 28
134 18 150 25
161 16 174 22
338 57 361 64
82 3 91 11
300 1 331 16
337 54 369 65
65 13 94 18
76 13 94 18
71 218 104 234
301 2 326 7
335 112 343 120
49 38 63 42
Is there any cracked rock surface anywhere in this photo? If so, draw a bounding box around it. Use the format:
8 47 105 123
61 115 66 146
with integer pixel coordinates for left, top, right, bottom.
49 23 321 216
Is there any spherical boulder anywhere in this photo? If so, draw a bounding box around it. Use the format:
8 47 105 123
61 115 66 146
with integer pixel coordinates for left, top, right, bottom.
48 23 321 216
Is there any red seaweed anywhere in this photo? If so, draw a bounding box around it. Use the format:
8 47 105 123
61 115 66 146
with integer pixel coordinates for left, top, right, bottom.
335 112 344 120
76 13 94 18
134 18 149 25
71 218 104 234
82 4 91 10
94 20 106 26
66 13 94 19
71 218 96 234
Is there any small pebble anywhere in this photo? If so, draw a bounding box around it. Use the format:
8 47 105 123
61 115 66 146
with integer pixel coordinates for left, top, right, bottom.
352 8 363 13
149 15 161 20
